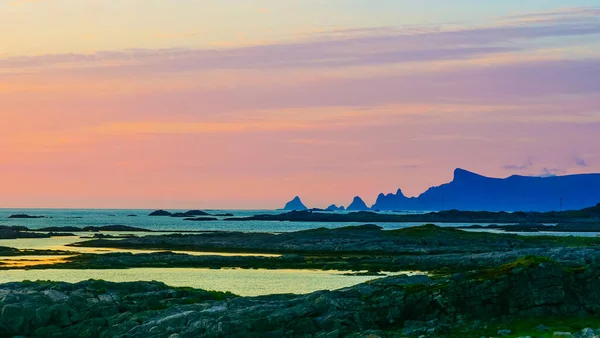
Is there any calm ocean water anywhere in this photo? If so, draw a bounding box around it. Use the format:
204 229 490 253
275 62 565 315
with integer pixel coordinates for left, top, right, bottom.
1 208 595 237
0 208 476 232
1 209 596 292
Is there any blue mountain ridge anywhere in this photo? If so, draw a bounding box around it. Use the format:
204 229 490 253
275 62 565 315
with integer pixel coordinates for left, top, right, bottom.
371 168 600 212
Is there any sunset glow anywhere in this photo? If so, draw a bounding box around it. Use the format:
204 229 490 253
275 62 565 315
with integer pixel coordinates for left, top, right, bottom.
2 0 599 208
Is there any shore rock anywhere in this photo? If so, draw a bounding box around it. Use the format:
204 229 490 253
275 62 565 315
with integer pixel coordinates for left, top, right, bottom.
8 214 45 219
2 260 600 337
149 210 172 216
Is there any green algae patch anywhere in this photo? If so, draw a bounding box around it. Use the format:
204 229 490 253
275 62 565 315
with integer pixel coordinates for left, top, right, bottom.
449 316 600 338
471 256 554 280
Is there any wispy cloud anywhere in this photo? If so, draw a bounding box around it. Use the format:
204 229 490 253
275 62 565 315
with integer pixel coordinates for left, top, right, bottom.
2 7 600 75
539 167 566 177
500 7 600 24
502 158 534 171
572 154 589 167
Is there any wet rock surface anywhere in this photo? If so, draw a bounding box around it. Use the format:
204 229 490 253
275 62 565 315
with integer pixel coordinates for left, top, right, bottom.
69 224 600 256
2 259 600 337
0 226 74 239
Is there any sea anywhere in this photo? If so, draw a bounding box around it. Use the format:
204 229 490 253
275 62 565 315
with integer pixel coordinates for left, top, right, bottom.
1 208 598 294
0 208 499 233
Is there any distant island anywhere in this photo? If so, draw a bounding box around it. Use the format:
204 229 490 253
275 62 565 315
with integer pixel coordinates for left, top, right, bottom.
8 214 45 219
282 196 308 211
346 196 369 211
225 203 600 225
289 168 600 212
326 204 345 211
371 168 600 211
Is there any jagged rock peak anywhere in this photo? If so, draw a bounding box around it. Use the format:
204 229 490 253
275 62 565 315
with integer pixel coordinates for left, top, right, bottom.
326 204 345 211
283 196 308 211
347 196 369 211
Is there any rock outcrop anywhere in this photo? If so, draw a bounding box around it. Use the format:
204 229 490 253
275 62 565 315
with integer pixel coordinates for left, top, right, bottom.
0 226 74 239
283 196 308 211
2 259 600 337
148 210 172 216
346 196 369 211
171 210 211 217
72 223 569 256
8 214 45 219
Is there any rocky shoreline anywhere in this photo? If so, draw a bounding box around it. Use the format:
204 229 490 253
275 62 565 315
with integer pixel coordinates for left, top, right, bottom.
2 258 600 337
4 218 600 336
68 224 600 255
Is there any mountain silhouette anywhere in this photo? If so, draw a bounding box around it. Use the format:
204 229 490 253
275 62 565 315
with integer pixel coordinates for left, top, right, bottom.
326 204 345 211
347 196 369 211
372 168 600 212
282 196 308 211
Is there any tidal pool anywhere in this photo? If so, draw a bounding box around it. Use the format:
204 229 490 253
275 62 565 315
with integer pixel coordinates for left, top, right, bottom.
0 268 420 296
0 255 73 267
0 236 280 256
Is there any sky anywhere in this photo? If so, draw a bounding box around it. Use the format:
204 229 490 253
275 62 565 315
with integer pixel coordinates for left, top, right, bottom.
1 0 599 209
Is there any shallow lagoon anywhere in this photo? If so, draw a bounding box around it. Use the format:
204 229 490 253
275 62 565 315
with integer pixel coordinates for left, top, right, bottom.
0 268 418 296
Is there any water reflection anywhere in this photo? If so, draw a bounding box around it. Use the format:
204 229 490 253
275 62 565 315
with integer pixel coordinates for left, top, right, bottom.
0 236 280 257
0 268 421 296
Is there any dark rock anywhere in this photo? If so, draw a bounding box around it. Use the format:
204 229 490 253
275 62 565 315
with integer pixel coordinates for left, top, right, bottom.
149 210 172 216
172 210 211 217
0 226 53 239
2 260 600 337
70 223 600 261
8 214 45 219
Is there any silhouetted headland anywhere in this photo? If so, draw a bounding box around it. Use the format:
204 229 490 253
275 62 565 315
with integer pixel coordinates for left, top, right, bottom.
346 196 369 211
282 196 308 211
371 168 600 212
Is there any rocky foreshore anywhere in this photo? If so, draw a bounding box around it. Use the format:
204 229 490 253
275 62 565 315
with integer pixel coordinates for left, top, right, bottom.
68 224 600 255
0 226 75 239
2 258 600 337
0 224 571 274
7 246 600 274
